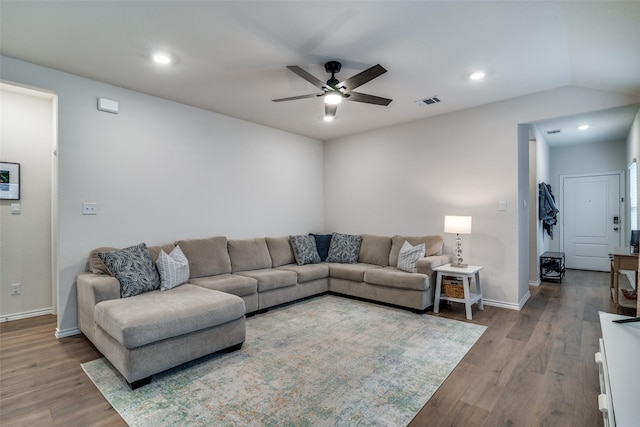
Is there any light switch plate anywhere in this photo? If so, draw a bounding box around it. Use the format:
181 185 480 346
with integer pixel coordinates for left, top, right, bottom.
11 203 21 214
499 200 507 211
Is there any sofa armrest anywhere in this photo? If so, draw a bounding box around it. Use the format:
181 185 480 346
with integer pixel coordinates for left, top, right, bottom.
416 254 453 276
77 273 120 342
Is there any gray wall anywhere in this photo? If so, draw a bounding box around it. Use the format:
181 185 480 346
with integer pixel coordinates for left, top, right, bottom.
324 87 640 309
546 139 627 253
1 56 324 335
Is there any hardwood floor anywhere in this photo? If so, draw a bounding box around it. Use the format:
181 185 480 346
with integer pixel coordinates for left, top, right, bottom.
410 269 631 427
0 270 629 426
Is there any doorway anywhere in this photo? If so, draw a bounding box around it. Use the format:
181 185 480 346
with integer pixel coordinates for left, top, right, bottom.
0 82 57 321
560 172 622 271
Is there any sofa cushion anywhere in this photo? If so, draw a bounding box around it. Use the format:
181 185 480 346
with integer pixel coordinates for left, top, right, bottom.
228 238 272 273
415 255 451 275
98 243 161 298
326 233 362 264
397 240 426 273
94 285 245 349
156 245 190 291
266 237 295 267
290 235 321 265
327 263 381 282
235 269 297 292
277 263 330 283
89 247 118 274
364 267 429 291
147 243 177 263
310 233 332 261
389 235 443 266
358 234 392 266
175 236 231 278
190 274 258 297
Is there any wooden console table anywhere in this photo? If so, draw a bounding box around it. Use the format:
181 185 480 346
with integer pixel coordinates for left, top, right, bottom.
609 247 638 313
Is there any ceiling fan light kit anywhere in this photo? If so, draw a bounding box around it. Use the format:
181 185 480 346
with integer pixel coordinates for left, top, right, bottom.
324 92 342 105
273 61 392 120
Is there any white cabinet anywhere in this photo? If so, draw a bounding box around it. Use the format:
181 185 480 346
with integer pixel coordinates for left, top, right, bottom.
596 312 640 427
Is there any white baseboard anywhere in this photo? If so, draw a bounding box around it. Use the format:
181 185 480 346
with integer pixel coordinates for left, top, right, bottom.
0 308 53 323
55 327 81 338
483 290 531 311
519 290 531 309
482 298 522 310
529 279 541 286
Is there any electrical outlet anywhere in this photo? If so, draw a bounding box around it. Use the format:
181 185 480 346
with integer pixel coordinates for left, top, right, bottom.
11 283 21 296
82 202 98 215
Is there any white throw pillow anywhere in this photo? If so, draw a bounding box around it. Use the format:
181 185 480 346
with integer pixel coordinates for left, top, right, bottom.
156 245 190 291
397 240 426 273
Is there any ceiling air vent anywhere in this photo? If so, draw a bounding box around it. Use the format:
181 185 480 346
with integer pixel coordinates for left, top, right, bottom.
415 96 441 107
546 129 561 134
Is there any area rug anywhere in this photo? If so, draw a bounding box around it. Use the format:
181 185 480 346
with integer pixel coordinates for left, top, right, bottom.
82 295 486 426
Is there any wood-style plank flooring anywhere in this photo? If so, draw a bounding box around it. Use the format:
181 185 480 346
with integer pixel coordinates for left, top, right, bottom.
1 269 630 426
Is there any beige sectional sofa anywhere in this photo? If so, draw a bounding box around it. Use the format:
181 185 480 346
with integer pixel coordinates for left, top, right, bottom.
77 233 451 388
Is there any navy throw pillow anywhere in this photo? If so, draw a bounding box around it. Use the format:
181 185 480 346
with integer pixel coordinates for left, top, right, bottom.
310 233 332 261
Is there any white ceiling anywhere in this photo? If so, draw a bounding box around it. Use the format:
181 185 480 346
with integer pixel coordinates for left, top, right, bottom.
1 1 639 142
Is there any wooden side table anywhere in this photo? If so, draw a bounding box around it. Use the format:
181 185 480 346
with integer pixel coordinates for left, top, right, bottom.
433 264 484 320
609 247 639 314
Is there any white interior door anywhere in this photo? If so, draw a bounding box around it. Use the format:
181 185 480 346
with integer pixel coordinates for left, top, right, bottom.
562 173 621 271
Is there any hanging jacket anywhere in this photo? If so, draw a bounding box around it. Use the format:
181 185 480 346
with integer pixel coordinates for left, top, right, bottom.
539 183 559 238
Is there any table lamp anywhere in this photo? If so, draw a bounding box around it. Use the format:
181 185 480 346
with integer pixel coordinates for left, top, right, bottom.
444 215 472 267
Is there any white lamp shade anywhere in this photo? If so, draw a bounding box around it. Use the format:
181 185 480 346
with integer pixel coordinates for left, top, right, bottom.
444 215 472 234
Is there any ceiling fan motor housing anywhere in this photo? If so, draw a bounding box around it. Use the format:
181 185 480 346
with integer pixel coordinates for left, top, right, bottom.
325 61 342 88
324 61 342 74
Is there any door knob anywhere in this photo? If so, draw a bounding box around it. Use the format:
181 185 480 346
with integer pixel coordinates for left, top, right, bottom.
613 227 619 231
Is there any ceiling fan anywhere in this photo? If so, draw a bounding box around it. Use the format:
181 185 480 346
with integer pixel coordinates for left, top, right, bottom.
273 61 392 121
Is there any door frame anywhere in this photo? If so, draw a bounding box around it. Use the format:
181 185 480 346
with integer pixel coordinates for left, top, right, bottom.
558 170 624 256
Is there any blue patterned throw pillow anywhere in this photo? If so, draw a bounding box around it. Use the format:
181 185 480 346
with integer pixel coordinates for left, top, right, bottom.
326 233 362 264
99 243 161 298
289 235 321 265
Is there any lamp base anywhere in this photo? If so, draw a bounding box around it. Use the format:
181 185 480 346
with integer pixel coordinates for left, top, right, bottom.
450 263 468 268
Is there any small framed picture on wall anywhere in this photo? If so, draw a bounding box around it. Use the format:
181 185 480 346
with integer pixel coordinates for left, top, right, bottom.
0 161 20 200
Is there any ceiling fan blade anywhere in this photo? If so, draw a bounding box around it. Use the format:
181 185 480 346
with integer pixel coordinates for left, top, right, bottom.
339 64 387 91
325 103 338 117
346 91 392 106
272 93 323 102
286 65 328 90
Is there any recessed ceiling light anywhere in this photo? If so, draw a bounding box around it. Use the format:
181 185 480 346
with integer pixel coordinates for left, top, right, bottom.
323 115 334 122
152 52 172 65
469 71 485 80
578 124 589 130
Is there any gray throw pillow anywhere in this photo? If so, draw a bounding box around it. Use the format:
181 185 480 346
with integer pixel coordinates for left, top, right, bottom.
98 243 161 298
156 245 190 291
289 235 321 265
326 233 362 264
397 240 426 273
